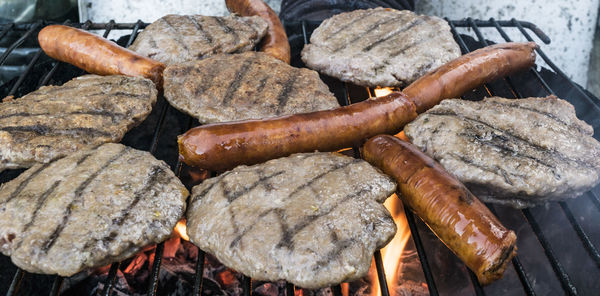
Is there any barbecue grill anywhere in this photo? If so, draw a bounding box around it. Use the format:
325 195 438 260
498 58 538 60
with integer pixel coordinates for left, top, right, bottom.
0 17 599 296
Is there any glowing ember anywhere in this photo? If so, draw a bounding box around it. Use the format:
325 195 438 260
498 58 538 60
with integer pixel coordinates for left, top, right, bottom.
371 194 412 296
174 219 189 241
373 87 396 97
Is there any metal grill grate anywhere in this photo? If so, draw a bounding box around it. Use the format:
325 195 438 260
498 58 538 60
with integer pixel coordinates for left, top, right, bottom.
0 18 598 296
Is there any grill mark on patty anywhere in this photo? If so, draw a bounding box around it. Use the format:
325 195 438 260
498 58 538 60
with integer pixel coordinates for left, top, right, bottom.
221 58 254 105
427 111 595 169
14 180 61 250
214 16 239 46
312 237 354 271
276 188 369 251
327 10 377 36
187 15 214 45
331 15 405 53
189 171 234 204
84 166 168 250
362 18 425 52
229 161 361 249
40 147 128 254
0 126 113 138
447 152 526 186
2 162 52 205
485 100 591 135
275 73 299 113
161 17 191 54
222 170 285 203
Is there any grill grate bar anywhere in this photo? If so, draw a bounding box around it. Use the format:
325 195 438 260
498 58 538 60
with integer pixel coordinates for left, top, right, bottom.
559 202 600 267
6 268 25 296
243 276 252 296
49 276 64 296
193 250 206 296
102 20 116 38
512 19 600 111
522 209 578 295
0 22 41 67
7 48 43 96
147 242 165 296
403 207 439 296
590 192 600 211
100 262 120 296
373 250 391 296
124 20 144 48
285 283 295 296
0 23 15 41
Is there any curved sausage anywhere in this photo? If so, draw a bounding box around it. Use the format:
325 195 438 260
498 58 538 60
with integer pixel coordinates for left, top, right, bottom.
38 25 165 89
362 135 517 284
178 42 536 171
178 92 416 171
225 0 291 63
404 42 538 113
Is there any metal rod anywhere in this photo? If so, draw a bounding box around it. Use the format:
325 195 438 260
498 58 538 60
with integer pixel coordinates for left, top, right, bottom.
522 209 578 295
147 242 165 296
589 192 600 211
513 19 600 109
242 276 252 296
450 19 551 44
101 262 121 296
148 99 170 154
48 276 64 296
559 202 600 267
0 23 15 41
8 48 43 96
301 21 308 45
102 20 116 38
0 22 41 66
193 249 206 296
373 250 390 296
512 256 537 296
486 204 536 296
467 269 486 296
124 20 143 48
403 207 439 296
285 283 295 296
331 284 343 296
6 269 25 296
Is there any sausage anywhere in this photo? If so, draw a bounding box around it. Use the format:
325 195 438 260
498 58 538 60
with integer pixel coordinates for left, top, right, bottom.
404 42 538 113
178 91 417 171
362 135 517 285
225 0 291 64
38 25 165 89
178 42 536 171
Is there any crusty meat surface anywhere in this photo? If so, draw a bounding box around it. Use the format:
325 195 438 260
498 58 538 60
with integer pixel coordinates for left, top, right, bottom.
301 8 461 87
404 96 600 208
129 14 268 65
186 152 397 289
0 143 188 276
0 75 157 172
163 52 340 123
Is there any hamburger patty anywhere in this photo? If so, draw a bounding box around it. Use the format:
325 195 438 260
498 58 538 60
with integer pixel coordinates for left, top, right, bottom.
0 143 188 276
186 152 397 289
301 8 461 87
129 14 268 65
0 75 157 172
163 52 340 123
404 96 600 208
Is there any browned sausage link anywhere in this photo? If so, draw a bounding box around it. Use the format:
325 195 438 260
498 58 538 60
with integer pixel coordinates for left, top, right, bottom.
225 0 291 64
403 42 538 113
362 135 517 284
178 92 416 171
38 25 166 89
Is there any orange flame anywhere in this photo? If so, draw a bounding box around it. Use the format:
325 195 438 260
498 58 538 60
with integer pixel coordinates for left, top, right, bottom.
174 219 189 241
373 87 395 97
371 194 412 296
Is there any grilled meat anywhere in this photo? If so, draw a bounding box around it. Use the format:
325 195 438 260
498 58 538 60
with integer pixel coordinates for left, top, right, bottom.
301 8 461 87
186 152 397 289
129 14 268 65
404 96 600 208
0 75 157 172
0 143 188 276
164 52 340 123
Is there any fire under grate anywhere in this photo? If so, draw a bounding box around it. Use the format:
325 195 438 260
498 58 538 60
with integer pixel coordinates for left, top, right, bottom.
0 17 599 296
